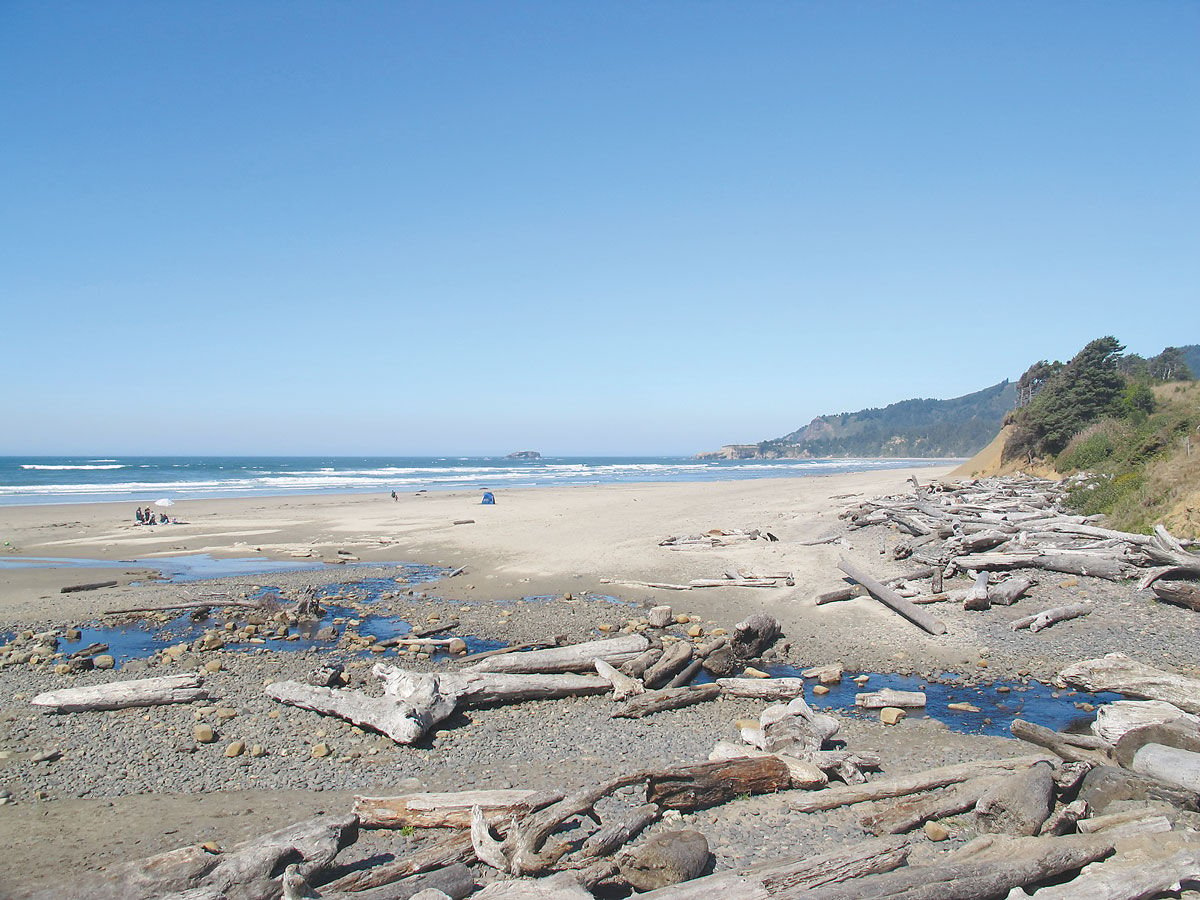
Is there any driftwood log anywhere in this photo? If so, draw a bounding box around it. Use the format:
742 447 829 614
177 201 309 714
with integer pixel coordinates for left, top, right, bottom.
1058 653 1200 715
1010 601 1094 633
319 831 475 893
31 674 208 712
1009 719 1115 765
716 677 806 700
974 761 1055 835
353 790 552 828
647 756 792 810
860 776 1002 835
464 634 649 674
266 678 456 745
837 556 948 635
613 683 721 719
1151 579 1200 611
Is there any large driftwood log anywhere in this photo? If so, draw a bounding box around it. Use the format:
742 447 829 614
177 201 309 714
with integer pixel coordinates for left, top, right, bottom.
787 755 1051 813
464 634 649 674
952 550 1132 581
1151 579 1200 611
1114 719 1200 769
1091 699 1200 744
373 665 611 706
1130 742 1200 792
577 803 660 859
33 814 358 900
642 641 694 689
1009 719 1115 765
647 756 792 810
837 556 948 635
612 683 721 719
708 741 829 789
594 658 644 700
353 790 550 828
716 677 806 700
795 833 1116 900
1058 653 1200 715
731 613 782 659
314 863 476 899
974 761 1055 836
860 776 1002 835
1010 602 1094 633
31 674 208 712
989 575 1037 606
855 689 926 709
320 831 475 893
471 872 594 899
631 835 911 898
1009 832 1200 900
266 678 456 745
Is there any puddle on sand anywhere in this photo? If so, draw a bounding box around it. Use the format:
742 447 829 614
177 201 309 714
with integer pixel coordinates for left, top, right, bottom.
0 554 448 584
761 667 1124 738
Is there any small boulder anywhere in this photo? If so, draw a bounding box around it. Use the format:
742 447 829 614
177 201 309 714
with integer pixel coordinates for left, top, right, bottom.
224 741 245 758
619 830 711 891
194 724 216 743
880 707 906 725
924 821 950 841
93 654 115 670
649 606 674 628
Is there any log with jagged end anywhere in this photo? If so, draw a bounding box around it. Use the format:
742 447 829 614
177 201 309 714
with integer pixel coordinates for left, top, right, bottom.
974 761 1056 836
266 677 458 745
1058 653 1200 715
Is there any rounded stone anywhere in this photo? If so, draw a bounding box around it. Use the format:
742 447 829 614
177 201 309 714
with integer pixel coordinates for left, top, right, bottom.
194 724 216 743
224 741 245 757
93 655 116 670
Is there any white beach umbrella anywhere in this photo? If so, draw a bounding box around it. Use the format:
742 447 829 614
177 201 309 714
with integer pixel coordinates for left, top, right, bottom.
154 498 175 507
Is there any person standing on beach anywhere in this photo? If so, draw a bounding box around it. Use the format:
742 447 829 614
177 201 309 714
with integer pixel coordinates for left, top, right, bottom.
135 507 144 524
390 490 397 501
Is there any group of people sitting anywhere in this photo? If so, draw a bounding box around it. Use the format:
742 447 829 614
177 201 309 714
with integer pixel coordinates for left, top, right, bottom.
134 507 171 525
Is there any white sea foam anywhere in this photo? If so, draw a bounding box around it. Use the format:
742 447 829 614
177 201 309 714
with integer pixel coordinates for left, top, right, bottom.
21 464 126 470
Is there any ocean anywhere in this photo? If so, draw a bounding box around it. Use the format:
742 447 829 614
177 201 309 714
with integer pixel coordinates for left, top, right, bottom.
0 456 958 506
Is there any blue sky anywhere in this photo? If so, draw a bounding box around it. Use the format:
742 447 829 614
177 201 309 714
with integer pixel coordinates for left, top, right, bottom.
2 2 1196 455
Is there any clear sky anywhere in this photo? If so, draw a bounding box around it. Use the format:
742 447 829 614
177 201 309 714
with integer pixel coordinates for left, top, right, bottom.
2 2 1196 456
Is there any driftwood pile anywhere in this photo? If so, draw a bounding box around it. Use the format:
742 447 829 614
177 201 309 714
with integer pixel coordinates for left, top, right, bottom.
832 474 1200 633
658 528 779 550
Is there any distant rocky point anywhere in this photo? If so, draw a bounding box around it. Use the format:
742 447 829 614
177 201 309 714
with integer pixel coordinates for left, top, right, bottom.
506 450 542 460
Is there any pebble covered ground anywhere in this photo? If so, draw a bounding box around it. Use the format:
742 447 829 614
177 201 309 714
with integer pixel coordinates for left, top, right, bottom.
3 510 1199 896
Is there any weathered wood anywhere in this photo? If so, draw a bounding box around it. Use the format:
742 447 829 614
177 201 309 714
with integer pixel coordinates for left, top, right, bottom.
266 678 456 745
458 641 556 663
612 683 721 719
61 580 119 593
666 658 705 689
647 756 792 810
641 641 693 689
988 575 1037 606
577 803 659 859
1058 653 1200 715
953 550 1132 581
708 741 829 789
855 689 926 709
1010 601 1094 633
34 814 358 900
594 658 644 700
974 761 1055 836
716 677 807 700
1039 798 1088 836
630 835 911 899
316 863 476 900
963 571 992 610
353 790 546 828
1015 832 1200 900
622 646 663 679
1009 719 1115 765
959 529 1012 554
860 776 1001 835
1091 699 1200 744
795 833 1116 900
471 872 594 899
1151 579 1200 611
1114 719 1200 769
837 556 948 635
787 755 1051 813
373 665 611 706
1130 742 1200 792
464 634 649 674
731 613 782 659
320 831 476 893
31 674 208 713
102 599 265 614
752 695 840 755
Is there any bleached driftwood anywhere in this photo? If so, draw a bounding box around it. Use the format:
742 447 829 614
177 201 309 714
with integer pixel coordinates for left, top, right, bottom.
860 776 1002 835
787 756 1051 813
1009 832 1200 900
266 677 457 745
1009 719 1114 765
1130 743 1200 792
464 634 649 674
374 665 611 706
1091 699 1200 744
746 695 840 756
612 683 721 719
989 575 1037 606
837 556 948 635
31 814 358 900
855 689 926 709
31 674 208 713
1010 602 1094 633
353 789 550 828
952 550 1131 581
641 641 694 688
1058 653 1200 715
716 676 807 700
593 658 644 700
1151 579 1200 611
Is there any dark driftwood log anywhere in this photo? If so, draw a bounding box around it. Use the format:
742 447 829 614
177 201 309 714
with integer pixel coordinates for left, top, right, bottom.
793 833 1116 900
577 803 660 859
631 835 911 898
1151 579 1200 611
860 776 1001 835
731 613 781 659
612 683 721 719
788 756 1049 813
837 556 948 635
319 831 475 893
61 580 119 593
35 814 358 900
31 674 208 712
622 646 664 679
974 761 1055 836
647 756 792 810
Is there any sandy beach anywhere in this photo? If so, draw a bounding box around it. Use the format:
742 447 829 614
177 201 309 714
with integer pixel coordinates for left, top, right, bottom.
4 466 1199 897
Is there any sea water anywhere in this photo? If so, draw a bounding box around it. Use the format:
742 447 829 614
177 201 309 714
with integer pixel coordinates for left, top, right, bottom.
0 455 957 506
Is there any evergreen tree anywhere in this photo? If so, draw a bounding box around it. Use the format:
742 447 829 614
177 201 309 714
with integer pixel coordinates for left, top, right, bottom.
1148 346 1194 382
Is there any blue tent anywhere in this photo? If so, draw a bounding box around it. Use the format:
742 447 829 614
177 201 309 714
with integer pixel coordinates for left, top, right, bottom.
481 491 495 505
